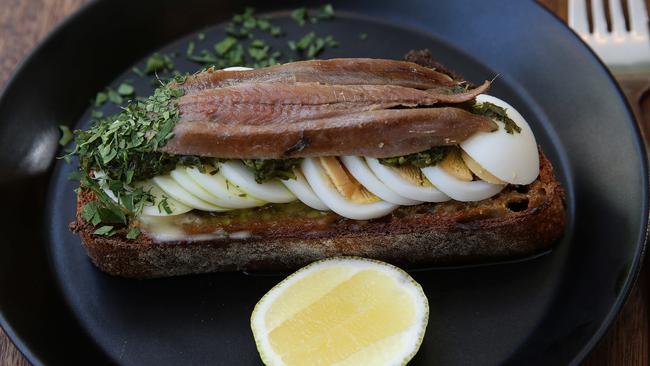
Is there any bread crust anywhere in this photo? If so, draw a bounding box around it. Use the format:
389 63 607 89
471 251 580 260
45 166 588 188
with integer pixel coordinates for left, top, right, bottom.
70 151 566 278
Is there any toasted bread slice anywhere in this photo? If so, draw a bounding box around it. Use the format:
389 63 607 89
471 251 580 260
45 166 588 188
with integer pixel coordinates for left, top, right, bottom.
70 151 565 278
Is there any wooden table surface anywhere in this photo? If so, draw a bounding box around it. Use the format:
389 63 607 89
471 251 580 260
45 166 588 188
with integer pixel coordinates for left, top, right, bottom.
0 0 647 365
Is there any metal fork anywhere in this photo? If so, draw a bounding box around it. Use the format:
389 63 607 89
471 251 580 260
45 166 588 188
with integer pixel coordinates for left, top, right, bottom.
568 0 650 138
569 0 650 67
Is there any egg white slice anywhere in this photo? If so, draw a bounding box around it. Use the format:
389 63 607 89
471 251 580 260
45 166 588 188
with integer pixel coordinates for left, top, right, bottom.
185 167 265 209
421 165 505 202
365 157 450 202
460 94 539 185
340 156 421 206
219 161 296 203
281 170 329 211
138 180 192 216
170 167 246 209
153 175 230 212
222 66 253 71
301 158 397 220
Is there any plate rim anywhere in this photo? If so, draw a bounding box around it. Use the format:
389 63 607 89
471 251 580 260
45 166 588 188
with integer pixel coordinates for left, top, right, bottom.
533 3 649 364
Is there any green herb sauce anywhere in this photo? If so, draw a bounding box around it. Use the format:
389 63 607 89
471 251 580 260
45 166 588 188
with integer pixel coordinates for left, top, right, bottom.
242 159 302 183
378 146 452 168
471 101 521 134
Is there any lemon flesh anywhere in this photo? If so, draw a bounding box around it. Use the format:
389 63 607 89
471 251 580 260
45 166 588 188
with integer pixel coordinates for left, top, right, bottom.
251 257 429 366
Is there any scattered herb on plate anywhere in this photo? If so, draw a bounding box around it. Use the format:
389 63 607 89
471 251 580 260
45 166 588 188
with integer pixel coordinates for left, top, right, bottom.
58 125 73 146
145 53 175 74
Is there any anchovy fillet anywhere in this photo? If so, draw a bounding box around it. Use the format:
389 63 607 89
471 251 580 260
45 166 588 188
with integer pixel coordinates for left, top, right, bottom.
162 108 497 159
175 58 457 93
178 81 490 125
160 58 495 159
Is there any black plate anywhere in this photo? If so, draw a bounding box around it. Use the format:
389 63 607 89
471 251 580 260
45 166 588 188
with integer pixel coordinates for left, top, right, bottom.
0 0 647 365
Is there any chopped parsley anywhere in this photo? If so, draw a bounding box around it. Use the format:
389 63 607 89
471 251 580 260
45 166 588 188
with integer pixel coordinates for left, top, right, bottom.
107 89 123 105
58 125 73 146
227 7 283 39
186 36 246 67
95 92 108 107
248 39 270 61
215 36 238 55
186 7 287 68
292 4 335 26
70 79 209 182
291 8 308 26
290 32 338 59
145 53 175 74
183 6 337 67
126 227 140 239
256 18 271 31
318 4 335 20
117 82 135 96
186 43 221 64
65 77 189 237
270 25 283 37
80 197 126 226
93 225 116 236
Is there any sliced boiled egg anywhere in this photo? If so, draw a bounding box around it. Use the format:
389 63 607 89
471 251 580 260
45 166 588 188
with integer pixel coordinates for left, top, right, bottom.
170 167 250 209
137 180 192 216
460 94 539 185
219 161 296 203
281 170 329 211
461 151 505 184
319 157 380 204
340 156 421 206
365 157 450 202
421 165 505 202
185 166 265 209
439 148 473 182
153 175 230 212
301 158 397 220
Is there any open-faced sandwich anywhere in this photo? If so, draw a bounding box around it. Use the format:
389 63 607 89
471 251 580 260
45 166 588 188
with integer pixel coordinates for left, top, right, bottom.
68 50 566 278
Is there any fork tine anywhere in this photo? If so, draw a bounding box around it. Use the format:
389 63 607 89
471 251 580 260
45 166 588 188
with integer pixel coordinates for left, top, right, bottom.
591 0 609 35
628 0 650 36
569 0 590 36
609 0 627 35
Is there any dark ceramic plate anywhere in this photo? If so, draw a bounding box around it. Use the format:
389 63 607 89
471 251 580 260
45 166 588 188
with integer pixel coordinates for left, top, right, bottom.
0 0 647 365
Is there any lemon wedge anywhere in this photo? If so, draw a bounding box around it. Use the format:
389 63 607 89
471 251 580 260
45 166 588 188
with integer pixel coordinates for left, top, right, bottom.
251 257 429 366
